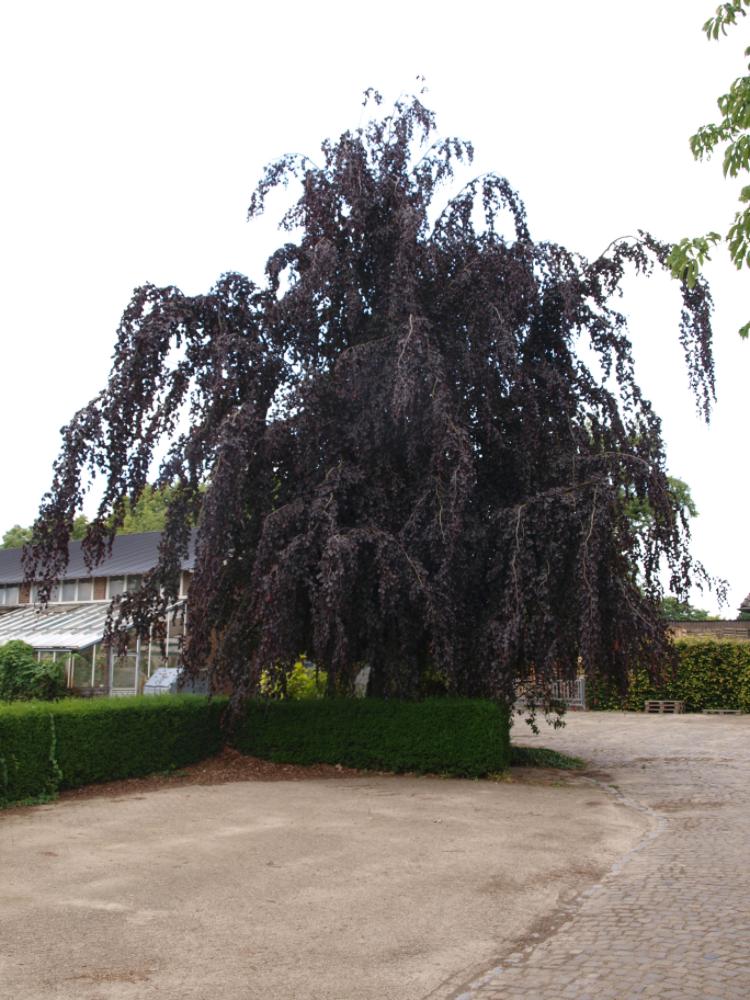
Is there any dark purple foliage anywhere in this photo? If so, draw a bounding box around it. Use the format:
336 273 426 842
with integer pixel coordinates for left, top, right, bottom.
24 94 716 704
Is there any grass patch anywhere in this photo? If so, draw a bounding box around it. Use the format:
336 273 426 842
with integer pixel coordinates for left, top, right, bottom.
0 790 59 811
510 745 586 770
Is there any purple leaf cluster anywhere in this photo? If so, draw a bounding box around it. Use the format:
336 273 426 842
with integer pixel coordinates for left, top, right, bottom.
24 94 716 703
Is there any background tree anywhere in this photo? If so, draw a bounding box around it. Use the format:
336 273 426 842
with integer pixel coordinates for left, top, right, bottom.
3 516 87 549
660 595 716 620
669 0 750 337
116 484 174 534
624 475 698 536
3 514 88 550
626 477 717 621
24 93 716 704
1 524 32 549
1 490 172 550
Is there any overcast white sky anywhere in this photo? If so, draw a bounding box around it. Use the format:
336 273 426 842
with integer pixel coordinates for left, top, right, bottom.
0 0 747 613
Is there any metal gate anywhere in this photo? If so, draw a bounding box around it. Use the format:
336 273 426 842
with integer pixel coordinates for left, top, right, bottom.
549 676 586 709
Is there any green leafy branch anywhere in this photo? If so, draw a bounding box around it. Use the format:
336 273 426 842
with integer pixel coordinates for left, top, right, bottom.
668 0 750 338
703 1 749 39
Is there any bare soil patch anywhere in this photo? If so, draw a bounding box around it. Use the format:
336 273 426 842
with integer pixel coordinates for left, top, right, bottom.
57 747 368 802
0 759 646 1000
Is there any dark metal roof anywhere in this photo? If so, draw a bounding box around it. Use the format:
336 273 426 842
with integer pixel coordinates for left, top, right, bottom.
0 531 195 585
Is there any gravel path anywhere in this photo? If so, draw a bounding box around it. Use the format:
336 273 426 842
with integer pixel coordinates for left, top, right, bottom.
456 712 750 1000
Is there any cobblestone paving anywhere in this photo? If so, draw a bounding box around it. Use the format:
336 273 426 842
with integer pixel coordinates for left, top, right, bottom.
454 713 750 1000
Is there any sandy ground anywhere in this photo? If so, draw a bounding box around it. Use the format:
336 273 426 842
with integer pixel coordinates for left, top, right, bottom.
0 766 647 1000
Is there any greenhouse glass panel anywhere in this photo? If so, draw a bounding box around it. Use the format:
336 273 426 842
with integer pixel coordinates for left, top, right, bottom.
71 648 94 688
112 655 137 689
92 645 108 689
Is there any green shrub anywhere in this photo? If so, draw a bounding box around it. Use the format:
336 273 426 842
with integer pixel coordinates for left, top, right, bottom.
588 639 750 712
232 698 510 776
0 702 62 804
670 640 750 711
585 672 623 711
0 695 226 807
738 664 750 713
260 659 327 700
26 658 67 702
0 641 66 702
1 694 510 806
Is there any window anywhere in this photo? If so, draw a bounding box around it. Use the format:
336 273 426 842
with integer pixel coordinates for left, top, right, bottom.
92 645 108 688
0 584 20 605
31 582 60 603
57 651 72 684
57 578 96 602
111 632 139 690
108 577 125 598
126 574 142 593
169 613 186 640
112 655 137 689
166 637 182 670
71 648 94 688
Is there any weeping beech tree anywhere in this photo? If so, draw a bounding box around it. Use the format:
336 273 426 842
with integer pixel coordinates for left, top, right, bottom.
25 93 716 705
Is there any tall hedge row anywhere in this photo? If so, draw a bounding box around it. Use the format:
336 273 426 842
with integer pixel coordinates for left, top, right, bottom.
232 698 510 777
0 695 510 807
0 696 226 807
588 639 750 712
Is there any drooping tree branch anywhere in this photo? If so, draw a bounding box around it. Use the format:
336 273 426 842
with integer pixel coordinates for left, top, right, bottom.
25 93 717 703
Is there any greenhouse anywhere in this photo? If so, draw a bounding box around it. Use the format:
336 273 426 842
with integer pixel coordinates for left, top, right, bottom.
0 601 185 696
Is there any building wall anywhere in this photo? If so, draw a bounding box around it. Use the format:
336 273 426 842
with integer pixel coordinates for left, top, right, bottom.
668 620 750 642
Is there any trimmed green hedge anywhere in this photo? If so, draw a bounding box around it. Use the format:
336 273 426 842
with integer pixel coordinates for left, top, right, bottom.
0 703 61 804
0 695 226 807
588 639 750 712
1 695 510 807
232 697 510 776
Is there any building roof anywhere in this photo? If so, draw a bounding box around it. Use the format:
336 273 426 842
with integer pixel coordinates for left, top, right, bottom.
0 604 111 650
0 531 195 585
